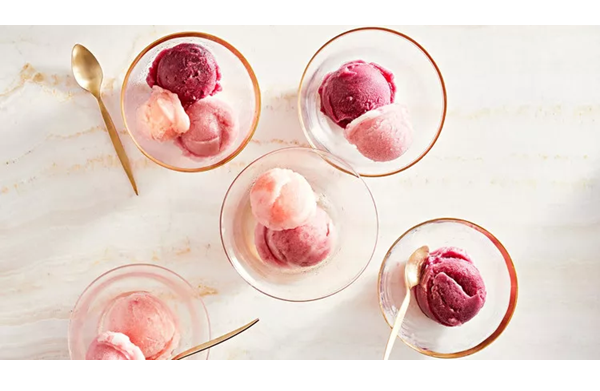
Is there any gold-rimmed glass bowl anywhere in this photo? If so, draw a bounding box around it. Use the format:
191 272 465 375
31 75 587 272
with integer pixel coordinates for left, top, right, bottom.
378 218 518 358
298 27 447 178
68 264 211 360
220 147 379 302
121 32 261 172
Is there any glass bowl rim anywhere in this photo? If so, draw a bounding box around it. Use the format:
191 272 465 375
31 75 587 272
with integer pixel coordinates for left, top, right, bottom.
120 31 262 173
297 26 448 178
67 263 212 360
219 146 380 302
377 217 519 358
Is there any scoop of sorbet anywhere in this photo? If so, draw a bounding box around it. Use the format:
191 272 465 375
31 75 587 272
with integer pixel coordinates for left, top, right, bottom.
344 103 414 162
86 331 145 360
147 43 221 106
100 292 179 360
318 60 396 128
414 247 486 327
137 85 190 142
179 97 238 158
250 168 317 231
254 207 334 267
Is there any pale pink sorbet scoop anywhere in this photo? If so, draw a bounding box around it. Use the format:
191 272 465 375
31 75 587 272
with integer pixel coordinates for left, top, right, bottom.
101 292 180 360
254 207 335 267
137 85 190 142
179 97 238 158
344 103 414 162
250 168 317 231
85 331 145 360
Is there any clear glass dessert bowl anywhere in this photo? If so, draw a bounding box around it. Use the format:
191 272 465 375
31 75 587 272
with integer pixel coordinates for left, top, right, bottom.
220 147 379 302
298 27 447 178
68 264 211 360
378 218 518 358
121 32 261 172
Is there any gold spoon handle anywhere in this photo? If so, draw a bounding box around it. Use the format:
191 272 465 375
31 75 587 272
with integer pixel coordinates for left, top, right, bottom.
383 290 411 360
96 97 138 195
171 318 259 360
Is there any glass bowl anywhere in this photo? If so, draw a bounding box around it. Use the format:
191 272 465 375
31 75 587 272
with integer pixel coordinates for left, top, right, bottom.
68 264 211 360
378 218 518 358
220 147 378 302
298 27 447 178
121 32 261 172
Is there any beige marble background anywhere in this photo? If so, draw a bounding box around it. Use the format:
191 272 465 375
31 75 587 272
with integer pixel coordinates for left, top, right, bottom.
0 26 599 359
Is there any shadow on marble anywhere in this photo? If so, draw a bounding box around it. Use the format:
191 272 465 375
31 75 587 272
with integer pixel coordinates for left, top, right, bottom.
312 274 425 360
252 88 310 149
252 273 426 360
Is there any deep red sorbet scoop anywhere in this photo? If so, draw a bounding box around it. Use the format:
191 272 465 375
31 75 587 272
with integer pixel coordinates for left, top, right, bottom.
147 43 221 106
414 247 486 327
318 60 396 128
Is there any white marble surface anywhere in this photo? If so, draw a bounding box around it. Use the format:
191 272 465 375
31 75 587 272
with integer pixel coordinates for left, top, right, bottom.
1 26 599 360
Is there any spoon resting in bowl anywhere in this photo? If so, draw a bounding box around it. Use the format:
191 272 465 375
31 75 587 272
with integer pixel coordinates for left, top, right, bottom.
383 246 429 360
171 318 259 360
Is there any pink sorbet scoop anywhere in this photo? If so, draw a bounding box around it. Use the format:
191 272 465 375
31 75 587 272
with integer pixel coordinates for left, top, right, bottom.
86 331 145 360
101 292 180 360
318 60 396 128
147 43 222 107
344 103 414 162
178 97 238 158
414 247 486 327
137 85 190 142
250 168 317 231
254 207 334 268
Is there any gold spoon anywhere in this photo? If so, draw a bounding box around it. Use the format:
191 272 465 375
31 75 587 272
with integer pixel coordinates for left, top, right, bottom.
71 44 138 195
171 318 259 360
383 246 429 360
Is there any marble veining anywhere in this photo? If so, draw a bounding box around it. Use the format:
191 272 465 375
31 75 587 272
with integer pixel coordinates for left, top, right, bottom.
1 26 600 359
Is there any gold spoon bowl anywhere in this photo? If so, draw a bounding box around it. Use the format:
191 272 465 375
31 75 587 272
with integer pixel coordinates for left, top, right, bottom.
383 246 429 360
